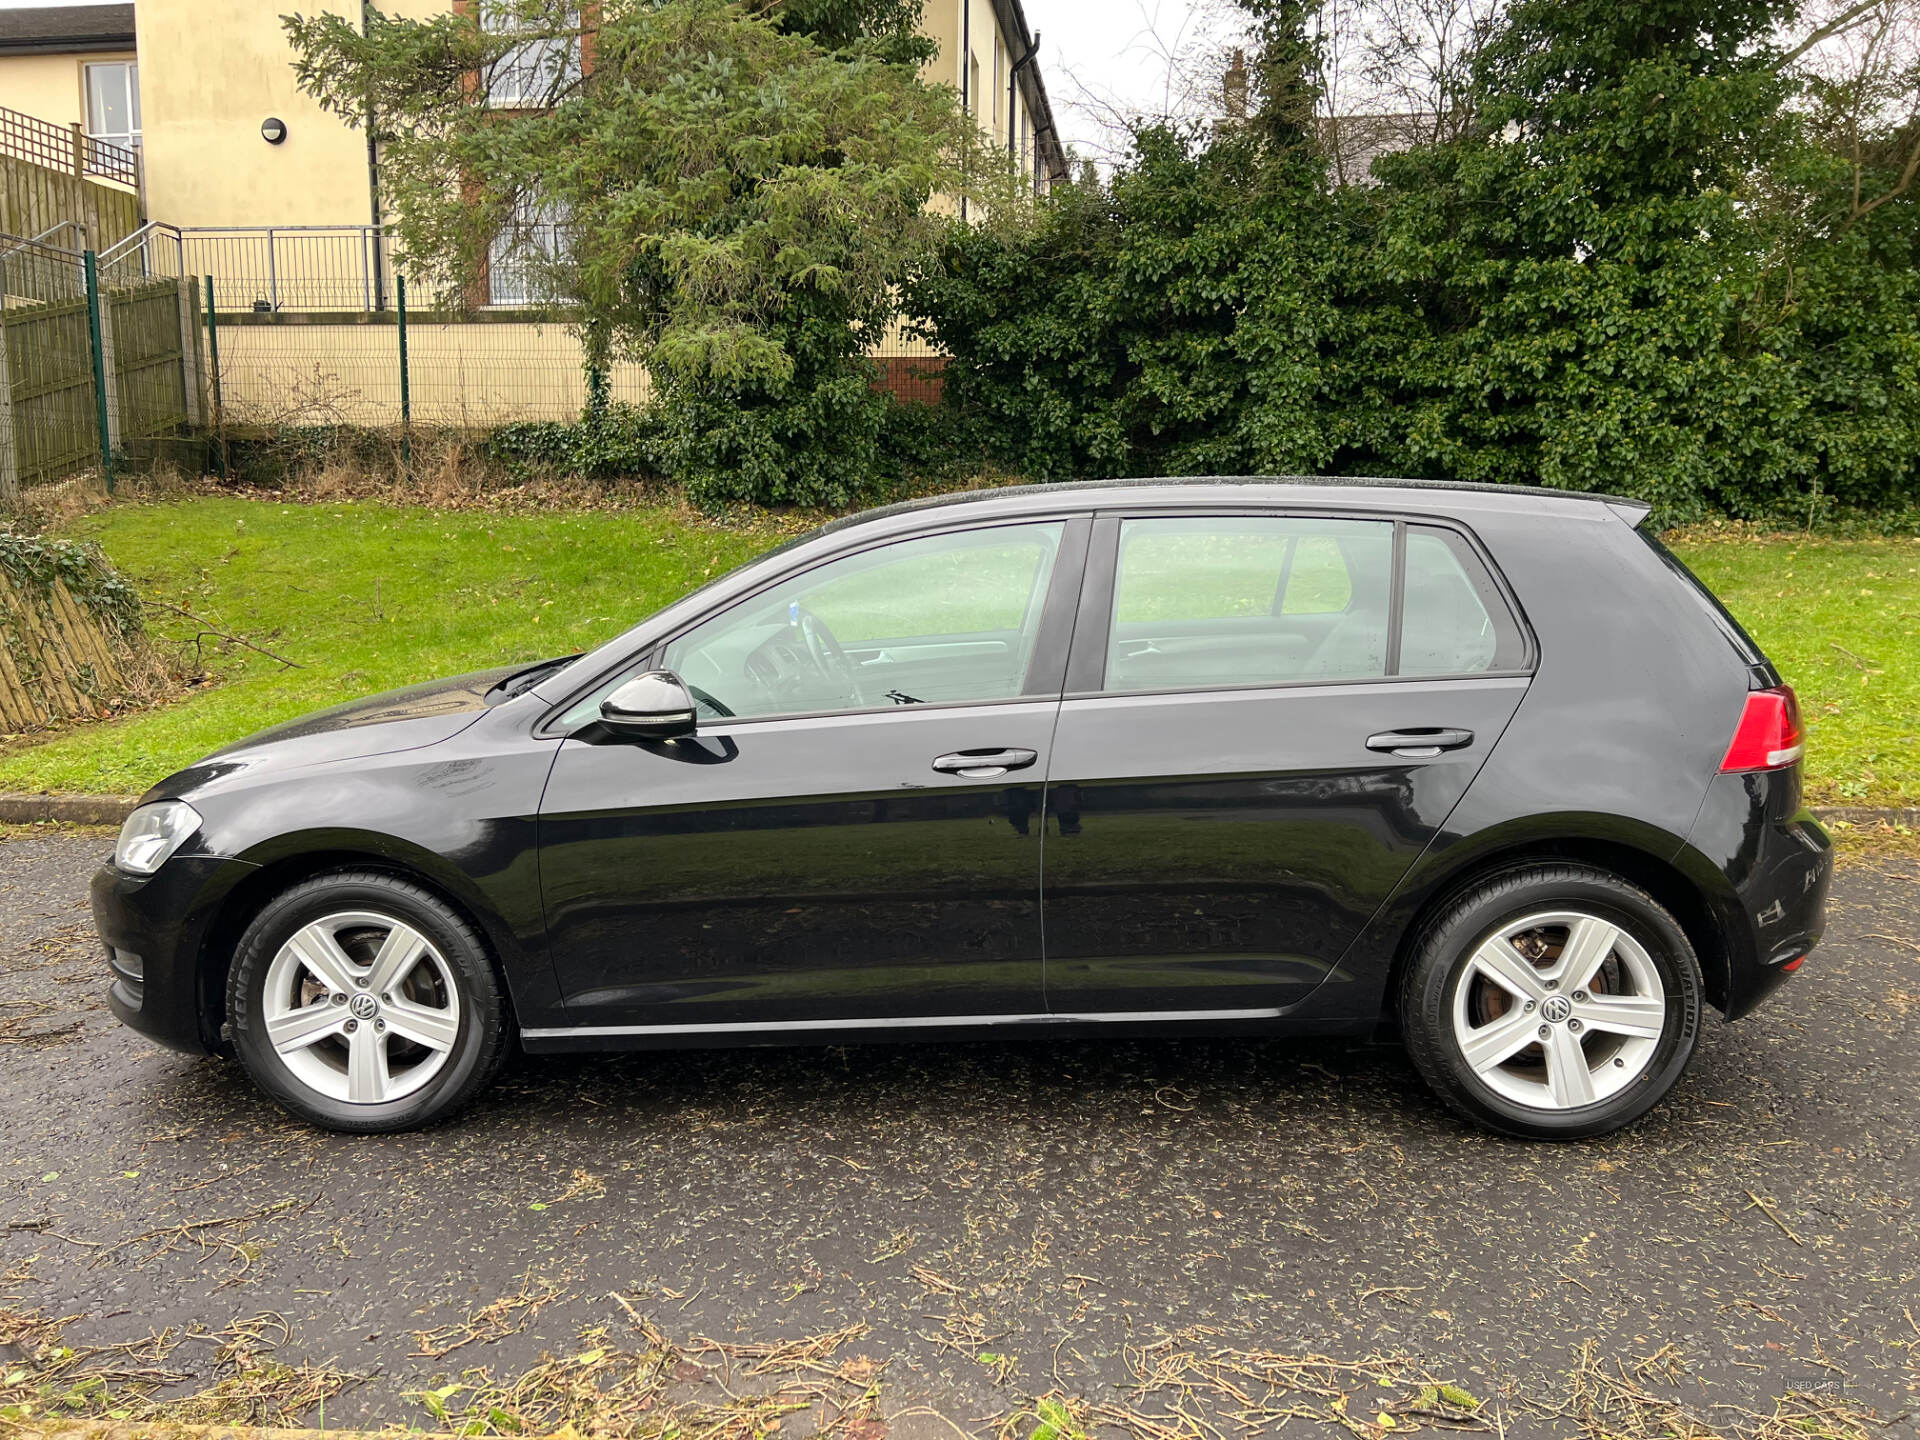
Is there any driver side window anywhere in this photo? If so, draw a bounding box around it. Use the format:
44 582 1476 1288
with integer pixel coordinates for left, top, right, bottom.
661 522 1066 721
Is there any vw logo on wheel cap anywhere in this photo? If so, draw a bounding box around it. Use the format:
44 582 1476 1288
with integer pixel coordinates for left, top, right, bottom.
1540 995 1573 1024
349 992 379 1020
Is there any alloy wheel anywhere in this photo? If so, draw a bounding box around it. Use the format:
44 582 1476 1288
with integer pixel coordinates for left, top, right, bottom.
1450 909 1667 1110
259 910 462 1105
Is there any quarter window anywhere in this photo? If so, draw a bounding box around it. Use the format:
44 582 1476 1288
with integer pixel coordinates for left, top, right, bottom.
1106 517 1395 692
655 522 1067 722
1400 526 1527 676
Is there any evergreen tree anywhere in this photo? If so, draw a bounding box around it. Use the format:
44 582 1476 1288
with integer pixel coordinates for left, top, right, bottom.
287 0 994 506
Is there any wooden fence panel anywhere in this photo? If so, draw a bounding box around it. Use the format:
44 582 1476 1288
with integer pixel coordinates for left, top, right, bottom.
0 570 125 732
109 278 188 440
0 152 140 255
2 292 99 486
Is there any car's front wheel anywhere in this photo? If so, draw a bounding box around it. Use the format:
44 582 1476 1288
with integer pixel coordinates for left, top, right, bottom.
1399 864 1704 1139
226 871 512 1132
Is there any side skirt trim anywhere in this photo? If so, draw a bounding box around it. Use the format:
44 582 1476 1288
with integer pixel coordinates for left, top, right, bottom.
522 1007 1288 1040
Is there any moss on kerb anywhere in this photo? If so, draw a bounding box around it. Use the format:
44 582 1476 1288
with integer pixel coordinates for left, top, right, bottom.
0 532 143 639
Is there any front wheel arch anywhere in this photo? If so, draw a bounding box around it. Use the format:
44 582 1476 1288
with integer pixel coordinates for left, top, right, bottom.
198 849 519 1053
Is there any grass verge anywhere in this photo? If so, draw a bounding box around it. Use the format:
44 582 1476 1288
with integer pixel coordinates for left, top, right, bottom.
0 496 779 795
1673 527 1920 805
0 497 1913 803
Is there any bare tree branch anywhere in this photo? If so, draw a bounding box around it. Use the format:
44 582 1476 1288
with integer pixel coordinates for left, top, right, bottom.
1779 0 1890 67
1846 114 1920 223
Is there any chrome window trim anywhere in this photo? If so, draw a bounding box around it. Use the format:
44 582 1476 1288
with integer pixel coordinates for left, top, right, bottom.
1060 671 1535 706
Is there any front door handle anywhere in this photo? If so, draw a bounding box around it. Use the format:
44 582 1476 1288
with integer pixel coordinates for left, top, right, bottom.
932 747 1039 778
1366 728 1475 758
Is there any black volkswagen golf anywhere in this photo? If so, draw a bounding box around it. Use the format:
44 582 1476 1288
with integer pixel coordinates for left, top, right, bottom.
93 478 1832 1138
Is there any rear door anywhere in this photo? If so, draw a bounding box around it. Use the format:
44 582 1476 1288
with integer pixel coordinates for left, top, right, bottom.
1040 511 1534 1019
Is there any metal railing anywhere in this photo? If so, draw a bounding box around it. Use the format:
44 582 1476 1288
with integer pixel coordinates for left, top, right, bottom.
0 105 140 188
169 224 590 313
99 220 186 287
179 226 400 313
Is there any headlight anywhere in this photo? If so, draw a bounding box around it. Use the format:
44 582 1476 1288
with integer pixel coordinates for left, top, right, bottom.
114 801 203 875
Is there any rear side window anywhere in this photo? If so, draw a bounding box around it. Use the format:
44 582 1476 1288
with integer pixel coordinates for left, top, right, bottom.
1100 515 1526 694
1108 517 1396 691
1400 526 1528 676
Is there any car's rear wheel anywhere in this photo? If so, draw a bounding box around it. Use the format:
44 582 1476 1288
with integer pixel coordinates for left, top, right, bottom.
227 871 512 1133
1399 864 1704 1139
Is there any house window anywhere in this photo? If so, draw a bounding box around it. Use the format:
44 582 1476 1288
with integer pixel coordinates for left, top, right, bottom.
489 197 567 305
992 34 1003 140
85 62 140 149
480 1 581 109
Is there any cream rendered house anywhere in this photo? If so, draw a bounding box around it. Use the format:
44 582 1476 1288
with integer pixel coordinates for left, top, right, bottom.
3 0 1067 424
123 0 1066 233
0 4 139 150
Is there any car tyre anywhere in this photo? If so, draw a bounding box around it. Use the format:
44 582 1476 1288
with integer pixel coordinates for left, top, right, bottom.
227 871 513 1133
1399 863 1703 1140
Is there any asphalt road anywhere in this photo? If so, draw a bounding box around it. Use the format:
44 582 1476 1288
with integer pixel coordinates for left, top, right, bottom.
2 831 1916 1436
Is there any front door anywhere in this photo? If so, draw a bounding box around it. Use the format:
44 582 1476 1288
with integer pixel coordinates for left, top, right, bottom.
1041 513 1534 1018
537 518 1085 1034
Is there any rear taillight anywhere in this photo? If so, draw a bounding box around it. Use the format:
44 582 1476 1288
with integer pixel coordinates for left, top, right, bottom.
1720 686 1804 773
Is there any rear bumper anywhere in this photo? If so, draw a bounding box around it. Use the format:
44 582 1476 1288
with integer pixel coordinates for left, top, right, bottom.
1684 770 1832 1021
91 855 260 1056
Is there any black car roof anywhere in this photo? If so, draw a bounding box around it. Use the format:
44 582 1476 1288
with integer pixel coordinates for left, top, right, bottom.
811 475 1647 543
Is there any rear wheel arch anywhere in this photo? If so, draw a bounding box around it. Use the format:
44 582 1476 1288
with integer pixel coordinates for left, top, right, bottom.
198 848 518 1050
1380 833 1736 1024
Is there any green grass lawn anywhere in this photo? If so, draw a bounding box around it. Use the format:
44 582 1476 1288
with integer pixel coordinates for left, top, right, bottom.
1674 531 1920 805
0 497 1914 804
0 497 769 794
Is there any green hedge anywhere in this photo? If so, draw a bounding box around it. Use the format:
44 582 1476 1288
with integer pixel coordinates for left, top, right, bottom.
905 0 1920 525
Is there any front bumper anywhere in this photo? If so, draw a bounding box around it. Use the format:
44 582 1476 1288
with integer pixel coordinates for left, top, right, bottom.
1685 769 1832 1022
91 854 260 1055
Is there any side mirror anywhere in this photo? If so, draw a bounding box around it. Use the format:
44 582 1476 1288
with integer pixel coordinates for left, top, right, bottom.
599 671 698 740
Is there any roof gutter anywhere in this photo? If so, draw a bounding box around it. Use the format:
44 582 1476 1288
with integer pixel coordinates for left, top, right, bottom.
1009 30 1041 182
0 34 135 55
989 0 1069 183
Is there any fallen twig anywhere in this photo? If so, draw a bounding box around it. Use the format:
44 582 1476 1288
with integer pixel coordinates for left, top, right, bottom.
1743 1189 1806 1246
145 599 303 669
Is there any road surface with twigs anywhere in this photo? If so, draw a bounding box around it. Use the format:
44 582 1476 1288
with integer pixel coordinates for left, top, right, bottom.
2 830 1917 1436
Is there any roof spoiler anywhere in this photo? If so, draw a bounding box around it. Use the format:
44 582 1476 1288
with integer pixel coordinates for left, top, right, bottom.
1605 499 1654 528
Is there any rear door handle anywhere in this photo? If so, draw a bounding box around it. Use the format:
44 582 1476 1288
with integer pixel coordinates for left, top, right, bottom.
932 747 1039 778
1366 728 1475 758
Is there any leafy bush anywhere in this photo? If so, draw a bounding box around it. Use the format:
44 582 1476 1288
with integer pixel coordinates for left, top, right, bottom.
487 402 665 482
907 0 1920 524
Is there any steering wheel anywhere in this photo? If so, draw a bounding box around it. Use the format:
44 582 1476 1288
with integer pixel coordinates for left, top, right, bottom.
795 606 864 708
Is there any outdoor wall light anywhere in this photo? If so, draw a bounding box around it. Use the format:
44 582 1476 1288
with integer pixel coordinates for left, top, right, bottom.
261 117 288 145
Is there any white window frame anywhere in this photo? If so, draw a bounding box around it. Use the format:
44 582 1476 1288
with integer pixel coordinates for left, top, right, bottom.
84 61 140 150
479 1 582 110
488 196 569 306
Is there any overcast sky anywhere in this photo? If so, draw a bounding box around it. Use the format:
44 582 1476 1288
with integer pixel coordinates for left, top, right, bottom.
0 0 1235 165
1024 0 1247 164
